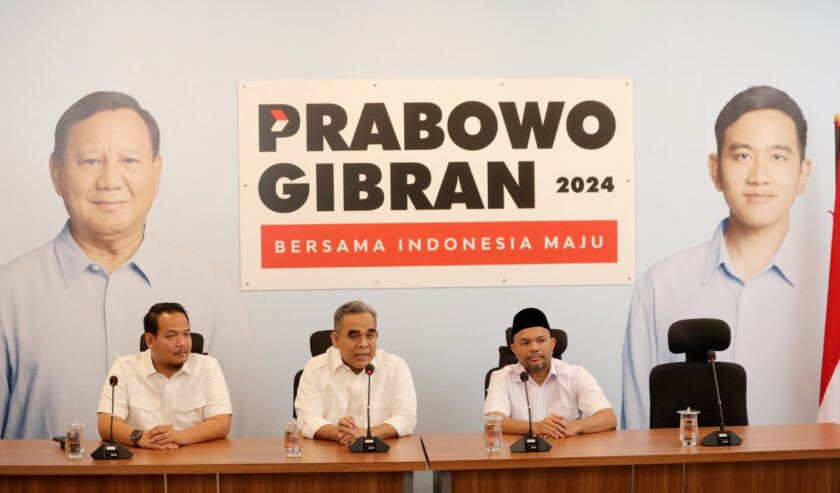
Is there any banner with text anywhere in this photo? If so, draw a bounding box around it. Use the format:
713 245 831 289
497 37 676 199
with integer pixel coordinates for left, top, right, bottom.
239 79 634 289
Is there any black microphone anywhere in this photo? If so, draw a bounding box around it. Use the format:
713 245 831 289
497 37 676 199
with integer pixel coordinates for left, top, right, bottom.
91 375 133 460
700 350 742 447
364 364 374 439
521 372 536 436
108 375 118 443
349 363 390 453
510 371 551 453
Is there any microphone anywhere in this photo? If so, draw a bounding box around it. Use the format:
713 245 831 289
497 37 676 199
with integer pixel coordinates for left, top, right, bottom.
349 363 390 453
364 364 374 439
510 371 552 453
91 375 134 460
700 350 742 447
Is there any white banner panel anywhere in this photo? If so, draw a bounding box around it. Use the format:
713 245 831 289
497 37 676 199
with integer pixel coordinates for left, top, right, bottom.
239 79 634 290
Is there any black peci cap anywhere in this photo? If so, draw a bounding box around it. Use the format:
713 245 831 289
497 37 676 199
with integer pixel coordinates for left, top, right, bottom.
511 308 550 339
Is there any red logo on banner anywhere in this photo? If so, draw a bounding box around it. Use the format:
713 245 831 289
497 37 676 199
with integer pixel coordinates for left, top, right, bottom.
261 221 617 268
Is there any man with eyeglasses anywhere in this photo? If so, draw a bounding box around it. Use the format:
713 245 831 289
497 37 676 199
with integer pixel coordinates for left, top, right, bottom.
294 300 417 444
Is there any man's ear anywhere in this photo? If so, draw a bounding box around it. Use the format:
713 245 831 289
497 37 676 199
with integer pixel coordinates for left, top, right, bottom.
708 153 723 191
49 153 63 197
152 154 163 199
144 332 155 349
796 158 812 195
330 330 339 348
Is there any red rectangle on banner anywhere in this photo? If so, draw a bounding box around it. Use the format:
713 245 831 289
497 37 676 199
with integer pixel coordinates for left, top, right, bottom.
260 221 617 269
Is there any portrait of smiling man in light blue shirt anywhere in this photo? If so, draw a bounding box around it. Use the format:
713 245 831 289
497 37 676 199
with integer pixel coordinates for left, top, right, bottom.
0 91 274 439
622 86 829 429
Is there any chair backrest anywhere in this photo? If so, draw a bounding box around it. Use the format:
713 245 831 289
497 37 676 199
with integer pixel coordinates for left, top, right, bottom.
309 330 333 356
649 318 747 428
485 327 569 397
293 330 334 418
649 361 748 428
139 332 205 354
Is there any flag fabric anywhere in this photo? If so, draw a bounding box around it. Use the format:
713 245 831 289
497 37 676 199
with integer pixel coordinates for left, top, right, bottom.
818 115 840 422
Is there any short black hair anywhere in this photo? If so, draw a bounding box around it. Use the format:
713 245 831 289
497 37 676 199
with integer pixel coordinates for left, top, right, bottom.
143 302 189 336
53 91 160 161
714 85 807 158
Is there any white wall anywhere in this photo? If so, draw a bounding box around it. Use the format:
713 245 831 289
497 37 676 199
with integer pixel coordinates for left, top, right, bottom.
1 0 836 447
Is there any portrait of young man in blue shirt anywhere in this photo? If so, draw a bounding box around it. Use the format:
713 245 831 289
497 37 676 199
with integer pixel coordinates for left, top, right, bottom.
622 86 829 429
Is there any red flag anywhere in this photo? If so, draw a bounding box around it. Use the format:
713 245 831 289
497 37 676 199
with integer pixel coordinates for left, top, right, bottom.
818 115 840 422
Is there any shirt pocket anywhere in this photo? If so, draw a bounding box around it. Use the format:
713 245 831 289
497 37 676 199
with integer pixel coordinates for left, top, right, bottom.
129 396 162 428
175 395 207 427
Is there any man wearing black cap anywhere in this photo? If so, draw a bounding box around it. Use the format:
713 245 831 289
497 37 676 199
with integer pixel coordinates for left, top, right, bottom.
484 308 616 437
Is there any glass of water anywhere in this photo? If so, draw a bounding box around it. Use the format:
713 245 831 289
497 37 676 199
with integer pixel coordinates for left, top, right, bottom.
678 408 700 446
284 420 303 457
65 421 85 459
483 415 502 452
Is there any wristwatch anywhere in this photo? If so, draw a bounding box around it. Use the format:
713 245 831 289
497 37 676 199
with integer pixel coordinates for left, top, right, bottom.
130 429 143 447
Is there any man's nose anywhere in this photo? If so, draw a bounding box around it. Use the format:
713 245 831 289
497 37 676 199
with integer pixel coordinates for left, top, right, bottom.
747 156 771 184
95 160 124 190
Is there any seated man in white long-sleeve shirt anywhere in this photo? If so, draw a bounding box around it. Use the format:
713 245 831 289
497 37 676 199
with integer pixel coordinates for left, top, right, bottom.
294 300 417 444
484 308 616 438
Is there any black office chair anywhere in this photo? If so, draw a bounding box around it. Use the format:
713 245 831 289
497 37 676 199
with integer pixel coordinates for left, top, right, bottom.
292 330 333 418
484 327 568 397
139 332 206 354
649 318 748 429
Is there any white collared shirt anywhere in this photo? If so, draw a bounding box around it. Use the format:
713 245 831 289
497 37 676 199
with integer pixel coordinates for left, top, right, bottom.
294 347 417 439
97 351 232 432
484 359 612 422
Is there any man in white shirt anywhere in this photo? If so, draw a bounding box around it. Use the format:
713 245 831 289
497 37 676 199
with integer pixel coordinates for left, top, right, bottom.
97 302 232 449
294 300 417 445
485 308 616 438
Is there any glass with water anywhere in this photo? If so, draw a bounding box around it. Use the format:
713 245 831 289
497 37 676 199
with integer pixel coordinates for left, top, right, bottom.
678 408 700 446
65 422 85 459
284 420 303 457
483 415 502 452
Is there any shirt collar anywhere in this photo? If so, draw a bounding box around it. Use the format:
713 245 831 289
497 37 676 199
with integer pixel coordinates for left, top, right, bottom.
54 221 95 288
770 228 800 286
702 219 730 284
140 349 193 378
139 350 158 377
53 220 161 288
702 218 797 286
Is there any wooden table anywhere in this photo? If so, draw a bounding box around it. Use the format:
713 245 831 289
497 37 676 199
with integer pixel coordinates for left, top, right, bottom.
422 423 840 493
0 435 426 493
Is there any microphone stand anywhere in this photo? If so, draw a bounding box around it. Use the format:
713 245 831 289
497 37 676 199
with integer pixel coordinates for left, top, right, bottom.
511 371 551 453
701 351 742 447
349 364 390 453
92 376 133 460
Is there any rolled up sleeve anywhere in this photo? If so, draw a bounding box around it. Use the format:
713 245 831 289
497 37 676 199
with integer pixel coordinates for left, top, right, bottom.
294 363 332 439
97 360 129 420
202 358 233 418
381 357 417 436
483 368 512 417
